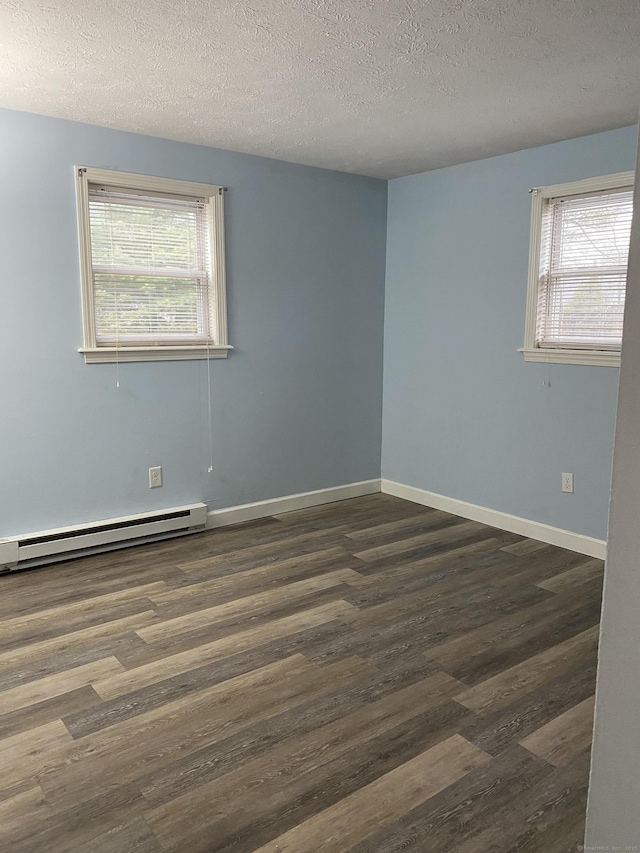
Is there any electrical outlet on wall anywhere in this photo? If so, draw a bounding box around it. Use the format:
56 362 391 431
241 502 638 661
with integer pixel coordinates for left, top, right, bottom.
562 472 574 493
149 467 162 488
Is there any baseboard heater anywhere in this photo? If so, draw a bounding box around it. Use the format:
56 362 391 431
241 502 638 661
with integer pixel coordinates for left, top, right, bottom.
0 502 208 573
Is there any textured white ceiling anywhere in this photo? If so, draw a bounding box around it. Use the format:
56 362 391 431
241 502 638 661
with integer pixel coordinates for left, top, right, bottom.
1 0 639 178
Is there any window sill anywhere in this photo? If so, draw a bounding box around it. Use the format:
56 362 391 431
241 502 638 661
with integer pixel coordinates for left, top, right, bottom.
518 347 620 367
79 345 233 363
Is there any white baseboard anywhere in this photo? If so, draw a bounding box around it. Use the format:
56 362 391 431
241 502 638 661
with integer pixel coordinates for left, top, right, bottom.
381 479 607 560
206 479 382 528
205 476 606 561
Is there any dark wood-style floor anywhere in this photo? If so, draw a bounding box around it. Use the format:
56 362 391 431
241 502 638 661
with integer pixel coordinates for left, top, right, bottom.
0 494 602 853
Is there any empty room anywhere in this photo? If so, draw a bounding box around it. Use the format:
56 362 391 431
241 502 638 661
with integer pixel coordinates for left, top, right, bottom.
1 1 640 851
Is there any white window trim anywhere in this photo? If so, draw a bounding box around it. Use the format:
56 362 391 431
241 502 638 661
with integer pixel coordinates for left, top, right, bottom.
520 169 634 368
75 166 232 363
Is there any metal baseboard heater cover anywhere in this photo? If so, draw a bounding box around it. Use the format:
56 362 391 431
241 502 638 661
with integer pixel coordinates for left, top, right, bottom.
0 503 208 572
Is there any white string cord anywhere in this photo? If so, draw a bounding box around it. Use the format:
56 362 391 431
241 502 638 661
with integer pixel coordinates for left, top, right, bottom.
206 343 213 473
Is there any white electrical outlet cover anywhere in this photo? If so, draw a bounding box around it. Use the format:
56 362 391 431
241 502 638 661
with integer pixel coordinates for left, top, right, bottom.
562 473 574 493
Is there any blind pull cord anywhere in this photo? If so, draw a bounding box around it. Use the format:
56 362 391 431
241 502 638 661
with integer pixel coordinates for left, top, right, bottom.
206 340 213 474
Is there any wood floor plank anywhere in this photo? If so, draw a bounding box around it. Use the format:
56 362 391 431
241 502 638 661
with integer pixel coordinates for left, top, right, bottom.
271 494 422 527
423 748 585 853
0 632 149 694
39 654 315 803
0 720 72 795
95 600 358 699
161 703 475 853
144 671 466 848
0 582 167 642
345 573 550 630
176 527 353 573
39 654 375 809
427 591 601 685
68 817 161 853
345 557 555 620
115 585 355 670
0 657 124 716
454 625 600 714
64 621 354 738
491 544 600 584
138 653 444 811
460 659 598 755
353 520 489 562
426 589 596 670
501 539 549 556
0 558 184 620
0 611 160 672
470 751 592 852
248 734 490 853
1 780 150 853
147 547 358 606
519 695 596 766
0 786 47 839
345 510 455 542
536 559 604 594
345 536 506 588
0 684 102 740
0 601 164 658
139 568 362 641
351 530 521 578
520 748 592 831
295 508 435 536
502 813 586 853
345 745 553 853
344 514 468 551
296 583 555 677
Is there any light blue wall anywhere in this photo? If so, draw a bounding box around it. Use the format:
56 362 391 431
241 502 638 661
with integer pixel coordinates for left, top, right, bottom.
382 126 638 541
0 109 387 537
2 109 635 542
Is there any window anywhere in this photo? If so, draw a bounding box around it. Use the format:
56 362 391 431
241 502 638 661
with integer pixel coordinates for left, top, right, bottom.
521 170 634 367
76 167 230 362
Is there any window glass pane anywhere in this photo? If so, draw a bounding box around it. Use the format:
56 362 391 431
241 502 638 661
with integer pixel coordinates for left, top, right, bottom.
542 272 625 346
89 198 205 272
94 275 209 340
552 191 633 271
537 186 633 350
87 187 212 344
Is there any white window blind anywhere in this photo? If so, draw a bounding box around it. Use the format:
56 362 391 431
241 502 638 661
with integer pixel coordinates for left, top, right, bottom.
88 187 214 345
537 187 633 350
